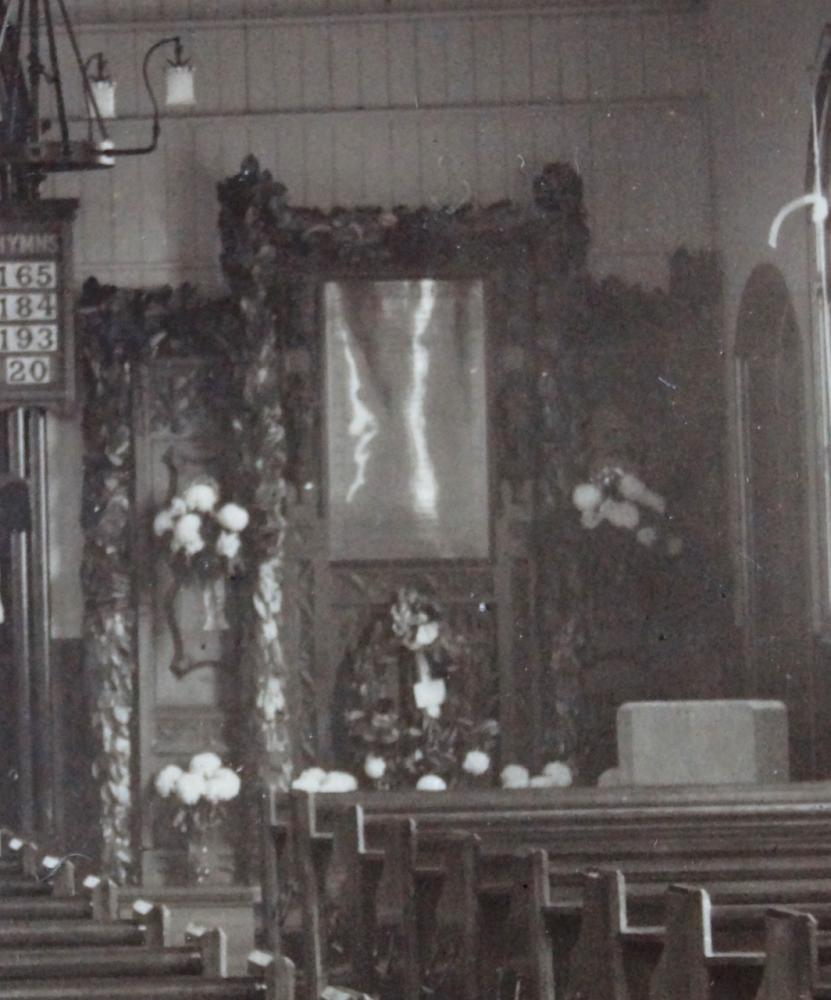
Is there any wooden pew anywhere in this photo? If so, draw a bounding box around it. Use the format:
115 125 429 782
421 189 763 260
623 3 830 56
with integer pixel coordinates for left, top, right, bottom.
266 783 831 922
0 925 221 980
287 798 480 1000
648 886 763 1000
269 787 831 999
566 875 831 1000
753 907 831 1000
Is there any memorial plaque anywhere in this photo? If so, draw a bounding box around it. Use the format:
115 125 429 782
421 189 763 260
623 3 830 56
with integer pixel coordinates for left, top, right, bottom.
0 201 78 413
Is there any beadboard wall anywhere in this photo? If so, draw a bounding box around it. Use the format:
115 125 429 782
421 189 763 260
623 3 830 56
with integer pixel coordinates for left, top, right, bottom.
43 2 711 295
46 1 713 637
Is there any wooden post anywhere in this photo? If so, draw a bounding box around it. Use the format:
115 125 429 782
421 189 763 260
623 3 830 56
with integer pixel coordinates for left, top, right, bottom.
186 924 227 978
8 409 33 837
28 407 57 840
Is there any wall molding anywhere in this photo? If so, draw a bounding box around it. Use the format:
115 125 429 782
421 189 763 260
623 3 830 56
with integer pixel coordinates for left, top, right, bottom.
72 0 703 29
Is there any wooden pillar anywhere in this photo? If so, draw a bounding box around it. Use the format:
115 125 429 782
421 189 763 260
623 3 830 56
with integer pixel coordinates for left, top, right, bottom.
6 406 57 841
8 408 34 836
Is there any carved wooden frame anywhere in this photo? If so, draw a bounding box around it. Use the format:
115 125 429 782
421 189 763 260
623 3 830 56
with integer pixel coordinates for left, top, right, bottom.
77 283 241 881
217 158 592 771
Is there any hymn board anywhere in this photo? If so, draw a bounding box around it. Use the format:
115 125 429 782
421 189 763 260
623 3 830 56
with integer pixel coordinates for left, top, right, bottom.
0 201 78 413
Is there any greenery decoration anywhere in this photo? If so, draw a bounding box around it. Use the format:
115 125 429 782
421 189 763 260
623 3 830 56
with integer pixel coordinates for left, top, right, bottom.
217 162 297 792
78 285 143 882
77 281 240 879
336 587 498 789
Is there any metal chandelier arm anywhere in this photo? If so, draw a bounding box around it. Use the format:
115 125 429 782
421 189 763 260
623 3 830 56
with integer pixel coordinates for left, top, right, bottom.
106 36 185 158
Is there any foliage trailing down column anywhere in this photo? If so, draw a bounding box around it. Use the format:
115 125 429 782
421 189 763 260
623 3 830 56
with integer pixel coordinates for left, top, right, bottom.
528 164 592 775
77 283 142 883
218 157 295 792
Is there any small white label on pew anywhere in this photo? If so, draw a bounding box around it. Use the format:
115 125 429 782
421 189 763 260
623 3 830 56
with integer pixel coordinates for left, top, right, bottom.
133 899 154 916
83 875 100 889
41 855 60 869
8 838 22 850
247 950 272 969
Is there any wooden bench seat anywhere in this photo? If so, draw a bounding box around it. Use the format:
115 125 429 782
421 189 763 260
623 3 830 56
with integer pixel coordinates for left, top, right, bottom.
0 976 268 1000
0 898 92 920
0 944 206 980
0 879 52 898
0 921 148 949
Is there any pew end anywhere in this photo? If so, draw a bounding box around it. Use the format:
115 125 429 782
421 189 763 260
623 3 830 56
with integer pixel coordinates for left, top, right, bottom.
185 923 228 977
82 874 119 921
131 898 169 947
40 855 75 897
248 948 296 1000
754 907 820 1000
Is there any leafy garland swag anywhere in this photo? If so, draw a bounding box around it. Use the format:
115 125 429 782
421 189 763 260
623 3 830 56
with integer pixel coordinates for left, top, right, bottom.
78 287 141 882
218 162 297 793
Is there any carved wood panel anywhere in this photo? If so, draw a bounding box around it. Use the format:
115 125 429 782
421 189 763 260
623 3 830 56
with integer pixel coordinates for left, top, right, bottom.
134 357 243 882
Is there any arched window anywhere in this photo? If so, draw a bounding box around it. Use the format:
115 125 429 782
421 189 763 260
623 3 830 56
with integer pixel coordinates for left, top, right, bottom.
735 266 810 655
805 31 831 628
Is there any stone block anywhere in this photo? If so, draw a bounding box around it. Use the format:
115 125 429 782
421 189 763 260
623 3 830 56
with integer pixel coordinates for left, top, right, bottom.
615 700 789 786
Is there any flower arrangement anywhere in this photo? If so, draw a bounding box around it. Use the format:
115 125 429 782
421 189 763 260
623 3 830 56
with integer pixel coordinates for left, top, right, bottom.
338 587 498 790
291 768 359 793
154 752 241 835
153 479 249 584
572 466 682 555
500 761 573 789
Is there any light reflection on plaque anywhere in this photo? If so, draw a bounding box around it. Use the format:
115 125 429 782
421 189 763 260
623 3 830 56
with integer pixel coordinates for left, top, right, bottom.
326 279 489 560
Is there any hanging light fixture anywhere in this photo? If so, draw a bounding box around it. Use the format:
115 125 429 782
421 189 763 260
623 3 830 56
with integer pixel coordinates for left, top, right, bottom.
0 0 195 195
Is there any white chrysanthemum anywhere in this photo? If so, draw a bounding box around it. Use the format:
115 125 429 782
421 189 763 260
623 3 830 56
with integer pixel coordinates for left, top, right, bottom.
416 774 447 791
183 536 205 556
542 761 573 787
640 488 667 515
529 775 558 788
154 764 183 798
618 473 646 502
216 531 241 560
667 535 683 557
170 497 188 516
600 498 640 530
581 508 603 530
217 503 249 533
320 771 358 793
463 750 491 776
205 767 241 803
189 752 222 778
257 677 285 722
572 482 602 512
173 513 202 547
184 482 218 513
291 767 327 792
500 764 530 789
364 755 387 780
153 509 176 537
636 526 658 547
176 771 206 806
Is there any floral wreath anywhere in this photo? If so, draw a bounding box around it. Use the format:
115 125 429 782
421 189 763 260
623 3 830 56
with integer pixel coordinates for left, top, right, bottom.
337 587 498 789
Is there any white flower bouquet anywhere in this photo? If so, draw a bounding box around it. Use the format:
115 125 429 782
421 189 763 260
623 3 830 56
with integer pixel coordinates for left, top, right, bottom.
572 465 682 555
154 752 241 835
153 478 249 584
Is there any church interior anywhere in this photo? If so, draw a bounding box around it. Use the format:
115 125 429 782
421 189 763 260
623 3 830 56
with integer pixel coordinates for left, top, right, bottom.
0 0 830 997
